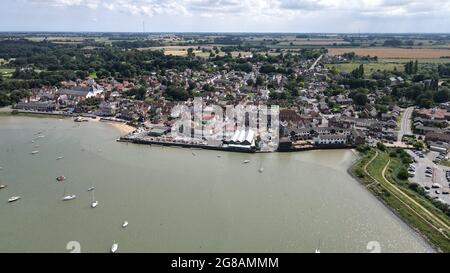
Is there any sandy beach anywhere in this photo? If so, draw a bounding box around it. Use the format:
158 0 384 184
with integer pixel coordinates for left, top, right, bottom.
87 117 136 135
108 122 136 135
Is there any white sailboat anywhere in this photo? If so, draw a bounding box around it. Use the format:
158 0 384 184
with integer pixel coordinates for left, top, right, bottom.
31 150 39 155
111 241 118 253
8 196 21 202
62 182 76 201
0 184 6 189
56 156 64 160
315 240 321 253
91 189 98 208
122 221 129 228
243 160 250 164
87 182 95 192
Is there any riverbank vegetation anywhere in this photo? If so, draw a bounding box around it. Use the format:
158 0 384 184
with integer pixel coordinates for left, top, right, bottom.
352 145 450 252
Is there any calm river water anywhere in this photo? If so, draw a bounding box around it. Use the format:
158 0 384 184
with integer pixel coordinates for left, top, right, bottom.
0 116 433 252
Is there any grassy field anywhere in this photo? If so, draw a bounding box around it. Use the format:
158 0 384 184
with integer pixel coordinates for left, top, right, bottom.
0 67 15 77
438 160 450 168
328 47 450 59
325 62 404 74
381 58 450 64
352 148 450 252
138 45 253 58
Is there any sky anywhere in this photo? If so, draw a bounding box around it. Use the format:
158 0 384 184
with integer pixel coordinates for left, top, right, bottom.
1 0 450 33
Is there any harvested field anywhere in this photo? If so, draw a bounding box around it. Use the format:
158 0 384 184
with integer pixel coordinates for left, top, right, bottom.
327 47 450 59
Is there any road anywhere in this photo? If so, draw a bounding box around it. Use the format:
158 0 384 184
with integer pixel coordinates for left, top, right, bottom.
397 106 414 142
309 54 323 70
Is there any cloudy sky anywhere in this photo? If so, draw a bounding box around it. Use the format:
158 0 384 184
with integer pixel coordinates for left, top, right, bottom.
1 0 449 33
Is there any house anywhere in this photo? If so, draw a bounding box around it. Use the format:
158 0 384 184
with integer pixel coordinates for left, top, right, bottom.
148 126 171 137
425 132 450 143
58 86 104 101
15 101 56 112
314 134 348 145
98 101 118 116
428 141 450 154
414 125 443 135
415 108 450 121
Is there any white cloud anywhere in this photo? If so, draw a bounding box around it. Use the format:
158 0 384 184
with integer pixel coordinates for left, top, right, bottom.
30 0 102 9
27 0 450 18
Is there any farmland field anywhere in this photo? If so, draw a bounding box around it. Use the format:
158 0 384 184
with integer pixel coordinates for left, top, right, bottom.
327 47 450 59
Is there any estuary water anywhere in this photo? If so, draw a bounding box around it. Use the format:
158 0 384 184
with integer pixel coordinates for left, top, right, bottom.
0 116 433 252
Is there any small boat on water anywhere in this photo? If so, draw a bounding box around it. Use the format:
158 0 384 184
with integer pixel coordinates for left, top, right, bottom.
31 150 39 155
74 117 89 122
56 176 66 182
259 167 264 173
243 160 250 164
62 195 76 201
87 186 95 191
0 184 6 189
91 189 98 208
8 196 21 203
111 241 118 253
315 249 320 253
122 221 129 228
56 156 64 160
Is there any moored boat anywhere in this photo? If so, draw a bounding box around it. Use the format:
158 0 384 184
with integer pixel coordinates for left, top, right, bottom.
62 195 76 201
122 221 129 228
56 175 66 182
8 196 21 202
111 241 118 253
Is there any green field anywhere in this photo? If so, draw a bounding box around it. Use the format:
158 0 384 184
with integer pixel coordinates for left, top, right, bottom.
0 68 15 77
381 58 450 64
352 148 450 252
326 62 404 75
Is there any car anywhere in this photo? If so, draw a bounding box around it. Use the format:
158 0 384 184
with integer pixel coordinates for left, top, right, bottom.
425 170 433 174
424 186 431 190
425 173 432 178
419 154 425 158
435 190 440 194
442 191 449 195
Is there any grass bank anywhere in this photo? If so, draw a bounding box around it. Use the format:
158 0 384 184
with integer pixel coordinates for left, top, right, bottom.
352 146 450 252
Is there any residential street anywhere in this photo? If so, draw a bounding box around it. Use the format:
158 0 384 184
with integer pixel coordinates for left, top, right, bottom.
397 106 414 142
